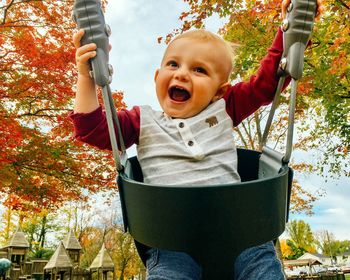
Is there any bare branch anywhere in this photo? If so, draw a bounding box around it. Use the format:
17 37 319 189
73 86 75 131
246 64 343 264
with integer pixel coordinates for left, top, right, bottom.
336 0 350 9
241 121 255 150
273 127 288 150
234 127 249 149
1 0 15 25
18 108 71 118
254 111 262 151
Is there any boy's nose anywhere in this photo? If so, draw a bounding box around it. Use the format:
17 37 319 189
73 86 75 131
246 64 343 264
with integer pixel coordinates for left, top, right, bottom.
174 67 189 81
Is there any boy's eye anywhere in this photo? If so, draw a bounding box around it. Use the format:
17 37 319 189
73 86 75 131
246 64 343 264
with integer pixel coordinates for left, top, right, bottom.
194 67 207 74
167 61 178 68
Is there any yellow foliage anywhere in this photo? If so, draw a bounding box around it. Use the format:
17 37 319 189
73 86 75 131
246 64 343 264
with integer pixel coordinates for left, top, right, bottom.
280 239 292 258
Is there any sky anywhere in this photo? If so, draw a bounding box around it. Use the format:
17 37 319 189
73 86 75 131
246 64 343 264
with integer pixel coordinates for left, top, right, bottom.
105 0 225 110
104 0 350 242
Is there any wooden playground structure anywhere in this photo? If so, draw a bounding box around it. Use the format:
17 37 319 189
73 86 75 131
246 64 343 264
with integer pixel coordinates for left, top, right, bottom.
0 227 115 280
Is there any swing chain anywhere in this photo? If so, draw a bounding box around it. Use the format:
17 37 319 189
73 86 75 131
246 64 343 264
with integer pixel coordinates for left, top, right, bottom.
259 0 317 177
73 0 127 172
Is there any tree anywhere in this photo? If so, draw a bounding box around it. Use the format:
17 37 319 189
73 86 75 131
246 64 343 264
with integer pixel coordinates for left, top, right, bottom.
314 230 350 261
305 0 350 177
280 239 293 259
105 226 142 280
0 207 59 258
0 0 124 212
286 219 316 259
75 206 143 279
0 205 17 246
21 209 62 258
285 240 307 259
94 205 143 280
79 226 103 268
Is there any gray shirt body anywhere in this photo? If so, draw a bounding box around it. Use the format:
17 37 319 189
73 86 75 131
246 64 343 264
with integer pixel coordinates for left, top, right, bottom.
137 99 241 186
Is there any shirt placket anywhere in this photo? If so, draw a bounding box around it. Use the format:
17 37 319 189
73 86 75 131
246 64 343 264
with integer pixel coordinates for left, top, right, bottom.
175 119 205 160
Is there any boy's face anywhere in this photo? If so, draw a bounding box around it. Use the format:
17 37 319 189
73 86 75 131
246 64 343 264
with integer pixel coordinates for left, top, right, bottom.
154 38 230 119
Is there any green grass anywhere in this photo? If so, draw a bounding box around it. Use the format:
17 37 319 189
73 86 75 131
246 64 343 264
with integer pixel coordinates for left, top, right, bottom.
345 274 350 280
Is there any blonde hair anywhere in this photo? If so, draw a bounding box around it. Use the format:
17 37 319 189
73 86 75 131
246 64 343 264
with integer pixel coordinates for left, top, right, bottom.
165 29 236 80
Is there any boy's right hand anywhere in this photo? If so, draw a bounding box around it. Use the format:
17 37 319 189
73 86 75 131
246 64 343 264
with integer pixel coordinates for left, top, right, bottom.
73 29 97 78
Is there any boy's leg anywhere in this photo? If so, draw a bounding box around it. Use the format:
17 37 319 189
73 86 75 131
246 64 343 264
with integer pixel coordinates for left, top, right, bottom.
145 248 202 280
234 241 286 280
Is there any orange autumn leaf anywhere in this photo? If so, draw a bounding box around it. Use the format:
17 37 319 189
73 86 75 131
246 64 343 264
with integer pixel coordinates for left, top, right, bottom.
0 0 123 212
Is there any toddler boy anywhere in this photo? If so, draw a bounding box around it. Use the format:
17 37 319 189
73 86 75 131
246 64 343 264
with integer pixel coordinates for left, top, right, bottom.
70 6 292 278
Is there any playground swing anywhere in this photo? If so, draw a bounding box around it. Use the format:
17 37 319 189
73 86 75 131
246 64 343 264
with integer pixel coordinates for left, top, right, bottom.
73 0 317 278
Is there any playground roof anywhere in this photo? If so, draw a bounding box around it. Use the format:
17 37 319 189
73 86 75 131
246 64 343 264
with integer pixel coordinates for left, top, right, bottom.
63 229 82 250
44 242 73 270
89 243 114 270
284 259 322 267
4 226 29 249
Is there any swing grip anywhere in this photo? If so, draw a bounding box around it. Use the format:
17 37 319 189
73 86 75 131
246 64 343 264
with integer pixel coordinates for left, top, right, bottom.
72 0 112 86
280 0 317 80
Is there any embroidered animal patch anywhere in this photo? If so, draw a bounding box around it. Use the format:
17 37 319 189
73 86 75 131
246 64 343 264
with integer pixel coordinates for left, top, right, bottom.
205 116 218 127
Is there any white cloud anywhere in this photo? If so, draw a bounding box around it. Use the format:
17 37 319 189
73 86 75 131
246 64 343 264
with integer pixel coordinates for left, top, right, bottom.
106 0 138 23
323 208 346 215
288 173 350 240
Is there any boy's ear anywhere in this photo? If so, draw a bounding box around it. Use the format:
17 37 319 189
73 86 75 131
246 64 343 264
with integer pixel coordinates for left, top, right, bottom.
211 82 230 102
154 69 159 82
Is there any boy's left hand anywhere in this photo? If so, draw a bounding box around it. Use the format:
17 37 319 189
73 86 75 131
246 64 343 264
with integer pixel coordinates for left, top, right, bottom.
281 0 323 20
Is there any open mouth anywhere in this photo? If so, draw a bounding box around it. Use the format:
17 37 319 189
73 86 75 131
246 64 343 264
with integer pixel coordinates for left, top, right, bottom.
168 86 191 102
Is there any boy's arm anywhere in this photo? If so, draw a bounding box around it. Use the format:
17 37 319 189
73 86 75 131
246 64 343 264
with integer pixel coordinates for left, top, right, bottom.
74 74 100 113
224 28 290 126
71 29 140 150
70 106 140 150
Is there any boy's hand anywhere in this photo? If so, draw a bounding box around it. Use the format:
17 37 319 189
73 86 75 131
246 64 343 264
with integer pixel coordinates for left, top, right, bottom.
281 0 323 20
73 29 97 78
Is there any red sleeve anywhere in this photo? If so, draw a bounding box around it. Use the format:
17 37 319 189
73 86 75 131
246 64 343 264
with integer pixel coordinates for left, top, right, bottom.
224 28 290 126
69 106 140 150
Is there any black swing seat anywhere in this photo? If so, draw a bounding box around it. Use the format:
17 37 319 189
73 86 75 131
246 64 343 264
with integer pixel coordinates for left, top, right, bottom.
118 148 293 279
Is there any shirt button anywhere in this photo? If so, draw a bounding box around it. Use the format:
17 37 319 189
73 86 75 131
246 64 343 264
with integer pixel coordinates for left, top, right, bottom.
188 140 194 146
179 122 184 128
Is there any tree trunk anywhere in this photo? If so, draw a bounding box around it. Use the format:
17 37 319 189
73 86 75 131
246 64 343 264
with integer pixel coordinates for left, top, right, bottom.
28 228 34 251
39 215 47 249
5 208 12 241
119 266 125 280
